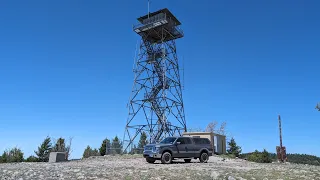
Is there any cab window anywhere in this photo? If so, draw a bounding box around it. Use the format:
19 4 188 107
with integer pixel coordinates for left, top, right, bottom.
177 137 192 144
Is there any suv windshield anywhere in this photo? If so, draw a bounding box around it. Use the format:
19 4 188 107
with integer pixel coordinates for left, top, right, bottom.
159 137 177 144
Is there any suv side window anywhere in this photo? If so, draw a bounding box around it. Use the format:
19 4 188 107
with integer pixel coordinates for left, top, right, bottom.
200 138 211 144
193 138 198 144
176 138 185 144
177 137 192 144
184 137 192 144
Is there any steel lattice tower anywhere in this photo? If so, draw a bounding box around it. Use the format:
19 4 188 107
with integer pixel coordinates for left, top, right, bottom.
123 8 186 151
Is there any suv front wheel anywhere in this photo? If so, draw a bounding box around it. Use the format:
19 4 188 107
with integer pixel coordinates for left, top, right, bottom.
199 152 209 163
161 152 172 164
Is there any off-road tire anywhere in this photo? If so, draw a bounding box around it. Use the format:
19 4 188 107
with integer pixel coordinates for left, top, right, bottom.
161 152 172 164
199 152 209 163
184 159 191 163
146 157 156 164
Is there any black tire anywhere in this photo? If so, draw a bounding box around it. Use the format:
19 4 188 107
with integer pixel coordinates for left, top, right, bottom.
199 152 209 163
161 152 172 164
146 157 156 164
184 159 191 163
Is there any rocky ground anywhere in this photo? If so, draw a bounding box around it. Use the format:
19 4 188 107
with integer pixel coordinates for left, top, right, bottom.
0 155 320 180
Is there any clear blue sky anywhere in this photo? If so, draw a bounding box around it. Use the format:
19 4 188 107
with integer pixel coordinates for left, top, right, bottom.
0 0 319 159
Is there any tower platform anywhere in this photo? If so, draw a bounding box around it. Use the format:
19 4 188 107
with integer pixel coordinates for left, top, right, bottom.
133 8 184 43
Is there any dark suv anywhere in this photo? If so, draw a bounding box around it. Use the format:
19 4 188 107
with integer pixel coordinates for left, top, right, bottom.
143 136 213 164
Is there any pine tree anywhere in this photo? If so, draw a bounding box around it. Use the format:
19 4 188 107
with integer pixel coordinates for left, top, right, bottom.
83 146 103 158
52 138 66 152
137 132 148 154
83 146 91 158
99 138 111 156
35 136 52 162
227 137 242 157
93 148 99 156
0 151 7 163
131 144 138 154
111 136 122 154
51 137 73 160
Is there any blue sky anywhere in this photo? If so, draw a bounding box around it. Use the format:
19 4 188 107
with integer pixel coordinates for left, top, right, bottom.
0 0 319 159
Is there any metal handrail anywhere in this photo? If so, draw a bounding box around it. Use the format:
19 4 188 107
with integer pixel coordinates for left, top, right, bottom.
133 16 168 30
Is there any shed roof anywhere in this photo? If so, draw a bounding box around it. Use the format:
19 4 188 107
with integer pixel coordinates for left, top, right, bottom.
183 132 226 137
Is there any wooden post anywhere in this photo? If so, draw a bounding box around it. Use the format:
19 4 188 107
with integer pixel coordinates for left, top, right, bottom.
278 115 283 162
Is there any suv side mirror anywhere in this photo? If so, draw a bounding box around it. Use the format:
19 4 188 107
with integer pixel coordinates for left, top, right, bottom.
176 142 181 145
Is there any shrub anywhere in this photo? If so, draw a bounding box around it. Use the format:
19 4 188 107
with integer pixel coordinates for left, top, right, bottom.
25 155 38 162
247 149 272 163
0 147 24 163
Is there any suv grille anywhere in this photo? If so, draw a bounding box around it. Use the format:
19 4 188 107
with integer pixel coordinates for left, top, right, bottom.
144 146 153 151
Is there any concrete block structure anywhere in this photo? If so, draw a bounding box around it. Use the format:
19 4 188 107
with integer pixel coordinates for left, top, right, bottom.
182 132 226 154
49 152 67 163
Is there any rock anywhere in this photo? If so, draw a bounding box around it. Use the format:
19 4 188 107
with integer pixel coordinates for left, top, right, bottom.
210 171 219 178
238 177 247 180
228 176 236 180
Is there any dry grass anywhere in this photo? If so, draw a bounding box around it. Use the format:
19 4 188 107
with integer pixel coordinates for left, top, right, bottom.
0 155 320 180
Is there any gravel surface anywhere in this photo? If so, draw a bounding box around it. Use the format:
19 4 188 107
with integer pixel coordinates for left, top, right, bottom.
0 155 320 180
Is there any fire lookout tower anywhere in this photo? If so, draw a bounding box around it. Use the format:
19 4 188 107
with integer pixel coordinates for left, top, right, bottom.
123 8 186 152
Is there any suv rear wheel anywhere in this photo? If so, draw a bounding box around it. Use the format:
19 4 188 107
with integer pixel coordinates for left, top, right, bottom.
161 152 172 164
146 157 156 163
199 152 209 163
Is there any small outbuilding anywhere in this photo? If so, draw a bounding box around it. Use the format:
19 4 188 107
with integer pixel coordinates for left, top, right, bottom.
182 132 226 155
49 152 67 163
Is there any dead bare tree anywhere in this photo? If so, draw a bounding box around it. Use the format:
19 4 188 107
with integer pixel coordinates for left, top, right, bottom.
188 127 204 132
66 137 73 160
217 122 227 135
205 121 218 133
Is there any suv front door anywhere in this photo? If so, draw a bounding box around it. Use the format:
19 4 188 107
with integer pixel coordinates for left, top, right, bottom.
175 137 194 158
